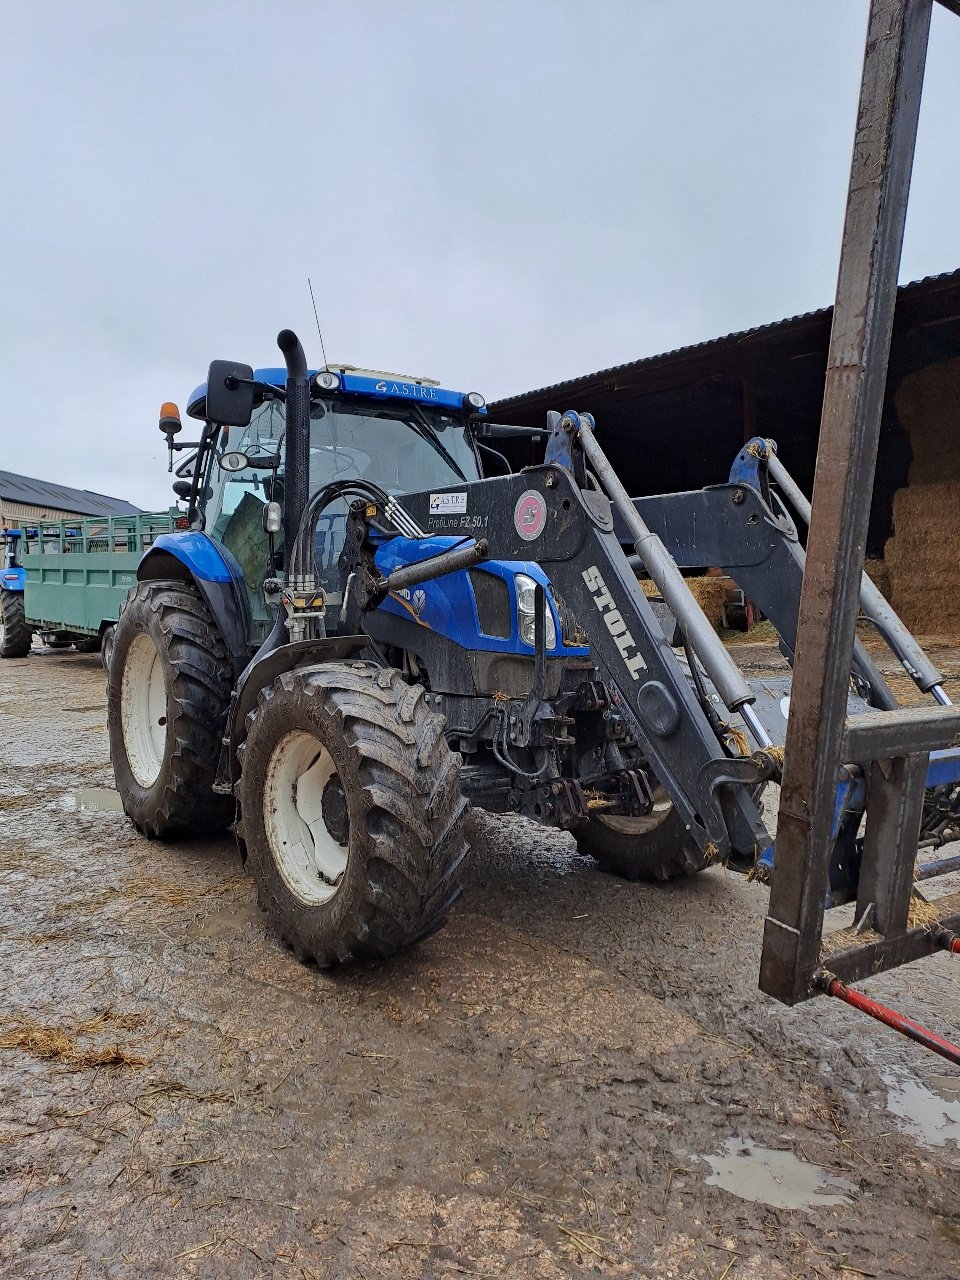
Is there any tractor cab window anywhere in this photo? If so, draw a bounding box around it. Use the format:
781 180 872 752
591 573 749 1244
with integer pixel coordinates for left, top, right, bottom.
306 399 480 594
308 398 480 495
206 400 286 643
203 394 480 637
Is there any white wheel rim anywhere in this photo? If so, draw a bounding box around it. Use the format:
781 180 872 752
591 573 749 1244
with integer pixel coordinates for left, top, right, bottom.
596 786 674 835
120 632 168 788
263 730 348 906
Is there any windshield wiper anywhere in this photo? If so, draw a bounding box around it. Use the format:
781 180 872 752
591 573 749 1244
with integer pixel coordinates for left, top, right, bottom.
407 403 467 482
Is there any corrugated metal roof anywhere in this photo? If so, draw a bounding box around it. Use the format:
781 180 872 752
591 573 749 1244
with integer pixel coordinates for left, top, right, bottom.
0 470 141 517
491 268 960 409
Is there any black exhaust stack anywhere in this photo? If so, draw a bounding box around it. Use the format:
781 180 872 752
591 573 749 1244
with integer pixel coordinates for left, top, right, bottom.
277 329 309 585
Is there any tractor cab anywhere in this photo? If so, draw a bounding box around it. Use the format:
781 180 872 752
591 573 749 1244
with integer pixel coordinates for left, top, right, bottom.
181 365 485 642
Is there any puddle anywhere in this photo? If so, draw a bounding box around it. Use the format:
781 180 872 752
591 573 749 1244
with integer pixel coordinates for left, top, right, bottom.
74 787 124 814
185 902 262 941
882 1069 960 1149
701 1138 856 1210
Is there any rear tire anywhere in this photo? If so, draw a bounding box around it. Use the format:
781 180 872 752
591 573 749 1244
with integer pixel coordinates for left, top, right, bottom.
575 788 706 881
238 662 468 966
0 590 32 658
108 580 234 839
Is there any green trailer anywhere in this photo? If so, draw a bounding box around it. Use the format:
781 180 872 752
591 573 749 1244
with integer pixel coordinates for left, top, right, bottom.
0 512 176 664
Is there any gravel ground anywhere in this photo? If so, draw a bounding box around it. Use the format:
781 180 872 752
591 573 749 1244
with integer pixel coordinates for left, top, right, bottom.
1 642 959 1279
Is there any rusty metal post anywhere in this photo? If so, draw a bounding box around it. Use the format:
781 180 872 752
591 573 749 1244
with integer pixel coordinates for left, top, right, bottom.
760 0 933 1004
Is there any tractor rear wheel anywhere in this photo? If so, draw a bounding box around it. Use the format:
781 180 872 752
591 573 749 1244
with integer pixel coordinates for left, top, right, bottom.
108 580 234 838
237 662 468 966
0 590 32 658
575 787 706 881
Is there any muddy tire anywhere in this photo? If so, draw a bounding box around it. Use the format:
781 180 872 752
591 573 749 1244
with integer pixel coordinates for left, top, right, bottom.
108 580 234 839
238 662 468 966
575 788 706 882
0 590 32 658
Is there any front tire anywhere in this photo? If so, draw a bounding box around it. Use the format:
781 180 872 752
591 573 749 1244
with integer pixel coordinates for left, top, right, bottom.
108 580 234 838
575 788 706 881
238 662 469 966
0 590 32 658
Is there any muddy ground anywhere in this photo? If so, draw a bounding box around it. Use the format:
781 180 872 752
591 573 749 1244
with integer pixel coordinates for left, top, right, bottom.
1 641 959 1279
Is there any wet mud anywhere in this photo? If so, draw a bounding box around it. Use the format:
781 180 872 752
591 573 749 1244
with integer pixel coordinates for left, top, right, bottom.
1 645 959 1277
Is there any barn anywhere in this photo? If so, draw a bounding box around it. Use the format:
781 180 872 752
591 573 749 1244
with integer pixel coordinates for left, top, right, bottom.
491 269 960 636
0 471 140 527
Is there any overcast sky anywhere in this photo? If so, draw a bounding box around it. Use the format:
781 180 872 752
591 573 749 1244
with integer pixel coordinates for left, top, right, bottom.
2 1 958 511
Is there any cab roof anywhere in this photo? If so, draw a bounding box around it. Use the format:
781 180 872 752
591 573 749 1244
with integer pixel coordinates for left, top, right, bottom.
187 366 482 420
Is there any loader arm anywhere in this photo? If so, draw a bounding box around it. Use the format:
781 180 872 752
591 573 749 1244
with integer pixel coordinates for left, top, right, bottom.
344 459 777 865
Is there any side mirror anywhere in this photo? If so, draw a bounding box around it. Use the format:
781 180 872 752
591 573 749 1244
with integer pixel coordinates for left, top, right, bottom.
205 360 255 428
172 480 192 500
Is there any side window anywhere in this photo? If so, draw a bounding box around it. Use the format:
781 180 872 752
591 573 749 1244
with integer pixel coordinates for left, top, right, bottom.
206 401 285 642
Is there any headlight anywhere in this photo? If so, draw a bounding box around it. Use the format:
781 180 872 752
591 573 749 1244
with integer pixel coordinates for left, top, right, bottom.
464 391 485 409
515 573 557 650
313 371 340 391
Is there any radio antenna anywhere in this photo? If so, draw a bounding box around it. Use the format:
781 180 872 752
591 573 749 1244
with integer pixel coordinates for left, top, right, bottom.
307 277 328 368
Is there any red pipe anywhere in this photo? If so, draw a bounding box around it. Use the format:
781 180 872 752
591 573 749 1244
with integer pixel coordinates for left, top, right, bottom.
820 974 960 1067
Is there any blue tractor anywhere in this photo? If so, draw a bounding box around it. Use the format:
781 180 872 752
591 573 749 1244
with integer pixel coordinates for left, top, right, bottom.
109 329 957 971
0 529 32 658
109 330 726 965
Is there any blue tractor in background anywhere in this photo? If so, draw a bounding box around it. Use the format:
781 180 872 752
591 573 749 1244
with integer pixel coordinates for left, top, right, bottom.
0 529 31 658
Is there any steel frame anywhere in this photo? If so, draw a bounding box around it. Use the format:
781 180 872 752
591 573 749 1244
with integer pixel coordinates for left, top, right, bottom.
760 0 960 1003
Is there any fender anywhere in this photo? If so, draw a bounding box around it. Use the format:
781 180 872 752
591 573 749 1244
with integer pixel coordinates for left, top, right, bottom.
1 566 26 592
138 532 251 678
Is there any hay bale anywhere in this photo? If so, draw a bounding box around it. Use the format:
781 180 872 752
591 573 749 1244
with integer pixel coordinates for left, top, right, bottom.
863 558 891 602
634 573 726 628
884 480 960 636
686 575 727 629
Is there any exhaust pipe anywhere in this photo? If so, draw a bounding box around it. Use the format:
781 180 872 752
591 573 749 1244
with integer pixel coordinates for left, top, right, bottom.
278 329 310 585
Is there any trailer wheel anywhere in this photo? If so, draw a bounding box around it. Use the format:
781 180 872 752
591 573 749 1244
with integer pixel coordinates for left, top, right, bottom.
0 590 32 658
108 580 234 839
74 637 101 654
100 625 116 672
575 788 706 881
237 662 468 966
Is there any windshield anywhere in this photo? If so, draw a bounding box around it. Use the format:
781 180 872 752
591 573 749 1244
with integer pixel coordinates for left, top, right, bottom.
301 397 480 492
203 395 480 637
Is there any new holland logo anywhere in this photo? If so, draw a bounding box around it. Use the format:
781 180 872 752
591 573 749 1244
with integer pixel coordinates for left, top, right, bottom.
581 566 647 680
